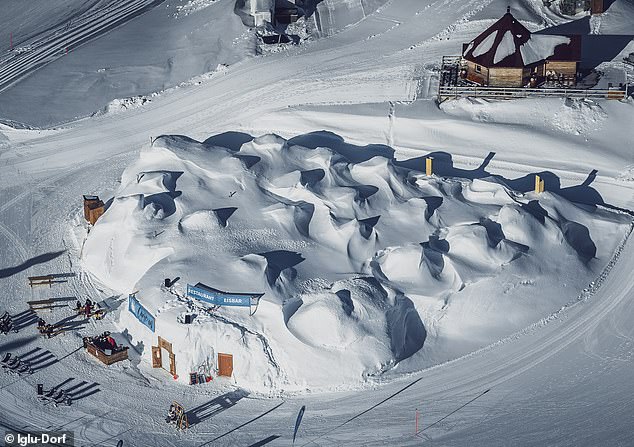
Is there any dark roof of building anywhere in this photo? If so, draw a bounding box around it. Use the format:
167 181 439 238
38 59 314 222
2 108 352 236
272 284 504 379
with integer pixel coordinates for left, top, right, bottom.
463 9 581 68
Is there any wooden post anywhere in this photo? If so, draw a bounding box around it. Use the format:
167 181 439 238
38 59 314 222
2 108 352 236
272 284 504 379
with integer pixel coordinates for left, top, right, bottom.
534 175 544 193
169 352 176 376
425 157 433 176
151 346 162 368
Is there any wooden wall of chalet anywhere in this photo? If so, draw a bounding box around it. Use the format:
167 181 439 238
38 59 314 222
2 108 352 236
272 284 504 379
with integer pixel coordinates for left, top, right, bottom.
544 61 578 76
465 60 489 85
488 67 524 87
464 59 579 88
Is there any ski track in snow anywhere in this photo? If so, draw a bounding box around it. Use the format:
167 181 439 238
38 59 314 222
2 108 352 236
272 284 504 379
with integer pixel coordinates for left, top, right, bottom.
0 0 166 93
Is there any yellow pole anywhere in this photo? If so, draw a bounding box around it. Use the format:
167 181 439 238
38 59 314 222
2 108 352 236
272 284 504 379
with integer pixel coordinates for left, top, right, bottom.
535 175 545 193
426 157 433 176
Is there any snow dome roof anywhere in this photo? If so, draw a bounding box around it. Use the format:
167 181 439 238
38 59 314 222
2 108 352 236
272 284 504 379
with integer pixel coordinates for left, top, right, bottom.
463 9 581 68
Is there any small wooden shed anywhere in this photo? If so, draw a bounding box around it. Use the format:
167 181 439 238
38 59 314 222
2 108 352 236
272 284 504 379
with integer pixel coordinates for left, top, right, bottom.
83 195 105 225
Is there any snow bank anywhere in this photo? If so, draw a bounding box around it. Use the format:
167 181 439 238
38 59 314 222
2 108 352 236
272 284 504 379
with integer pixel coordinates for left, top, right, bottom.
82 133 631 392
174 0 219 18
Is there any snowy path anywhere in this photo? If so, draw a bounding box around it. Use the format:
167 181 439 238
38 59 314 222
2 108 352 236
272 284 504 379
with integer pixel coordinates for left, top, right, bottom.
0 0 166 93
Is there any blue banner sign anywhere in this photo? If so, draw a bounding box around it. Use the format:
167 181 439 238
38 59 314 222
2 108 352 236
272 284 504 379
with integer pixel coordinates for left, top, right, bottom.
128 294 155 332
187 283 262 308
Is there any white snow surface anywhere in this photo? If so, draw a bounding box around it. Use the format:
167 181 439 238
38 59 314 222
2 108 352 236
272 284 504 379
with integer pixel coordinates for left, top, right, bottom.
1 0 634 445
520 34 571 65
494 30 516 64
472 30 498 57
81 133 631 391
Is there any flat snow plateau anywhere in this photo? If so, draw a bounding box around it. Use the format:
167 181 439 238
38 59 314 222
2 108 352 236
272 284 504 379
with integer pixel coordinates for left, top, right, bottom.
0 0 633 445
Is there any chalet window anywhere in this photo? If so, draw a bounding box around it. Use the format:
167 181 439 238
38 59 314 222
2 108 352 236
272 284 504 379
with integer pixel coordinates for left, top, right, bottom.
475 65 482 73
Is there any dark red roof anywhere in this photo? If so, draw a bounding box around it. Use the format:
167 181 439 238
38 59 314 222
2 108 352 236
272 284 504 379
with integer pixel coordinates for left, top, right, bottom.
463 11 581 68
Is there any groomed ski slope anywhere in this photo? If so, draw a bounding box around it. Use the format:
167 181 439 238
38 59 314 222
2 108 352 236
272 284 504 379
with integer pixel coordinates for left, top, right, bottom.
0 0 167 93
0 0 633 445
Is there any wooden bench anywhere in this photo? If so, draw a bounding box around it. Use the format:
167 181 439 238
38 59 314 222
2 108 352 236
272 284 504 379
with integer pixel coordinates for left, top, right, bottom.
39 324 67 338
28 276 55 287
27 299 64 312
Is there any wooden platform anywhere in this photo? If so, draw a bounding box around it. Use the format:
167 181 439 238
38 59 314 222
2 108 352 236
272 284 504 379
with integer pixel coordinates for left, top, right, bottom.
85 342 128 365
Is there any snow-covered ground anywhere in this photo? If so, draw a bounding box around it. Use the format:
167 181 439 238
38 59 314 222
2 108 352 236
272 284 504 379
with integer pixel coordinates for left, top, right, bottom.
1 0 633 445
80 130 631 394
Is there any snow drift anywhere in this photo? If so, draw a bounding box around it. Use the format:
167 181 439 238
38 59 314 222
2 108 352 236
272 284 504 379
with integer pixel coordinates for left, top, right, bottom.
82 133 631 392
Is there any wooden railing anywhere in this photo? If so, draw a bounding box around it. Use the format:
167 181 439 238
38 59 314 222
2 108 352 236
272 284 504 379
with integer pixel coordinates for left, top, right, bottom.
438 85 627 101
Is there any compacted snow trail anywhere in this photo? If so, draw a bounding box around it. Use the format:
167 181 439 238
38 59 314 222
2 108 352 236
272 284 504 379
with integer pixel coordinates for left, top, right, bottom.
0 0 166 93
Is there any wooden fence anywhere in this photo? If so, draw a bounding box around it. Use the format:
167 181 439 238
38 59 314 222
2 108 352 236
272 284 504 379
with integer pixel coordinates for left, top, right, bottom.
438 85 628 102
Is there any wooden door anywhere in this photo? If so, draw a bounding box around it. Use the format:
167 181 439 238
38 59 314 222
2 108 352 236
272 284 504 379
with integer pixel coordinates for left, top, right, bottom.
218 353 233 377
151 346 161 368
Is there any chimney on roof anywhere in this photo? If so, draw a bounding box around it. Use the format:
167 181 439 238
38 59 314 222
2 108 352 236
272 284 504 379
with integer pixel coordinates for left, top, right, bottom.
507 5 511 14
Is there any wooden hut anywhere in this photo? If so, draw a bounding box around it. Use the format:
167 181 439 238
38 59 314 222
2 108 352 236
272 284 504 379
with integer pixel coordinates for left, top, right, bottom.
83 195 105 225
461 8 581 87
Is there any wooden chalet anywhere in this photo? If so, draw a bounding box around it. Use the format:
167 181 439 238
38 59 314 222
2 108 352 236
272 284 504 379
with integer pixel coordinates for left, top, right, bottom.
461 8 581 87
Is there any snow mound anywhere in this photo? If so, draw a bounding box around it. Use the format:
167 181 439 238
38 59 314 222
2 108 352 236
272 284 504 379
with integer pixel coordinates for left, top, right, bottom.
95 96 152 116
174 0 219 18
82 133 632 392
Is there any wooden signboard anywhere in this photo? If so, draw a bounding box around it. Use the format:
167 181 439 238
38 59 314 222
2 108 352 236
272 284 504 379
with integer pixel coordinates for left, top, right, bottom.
218 353 233 377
